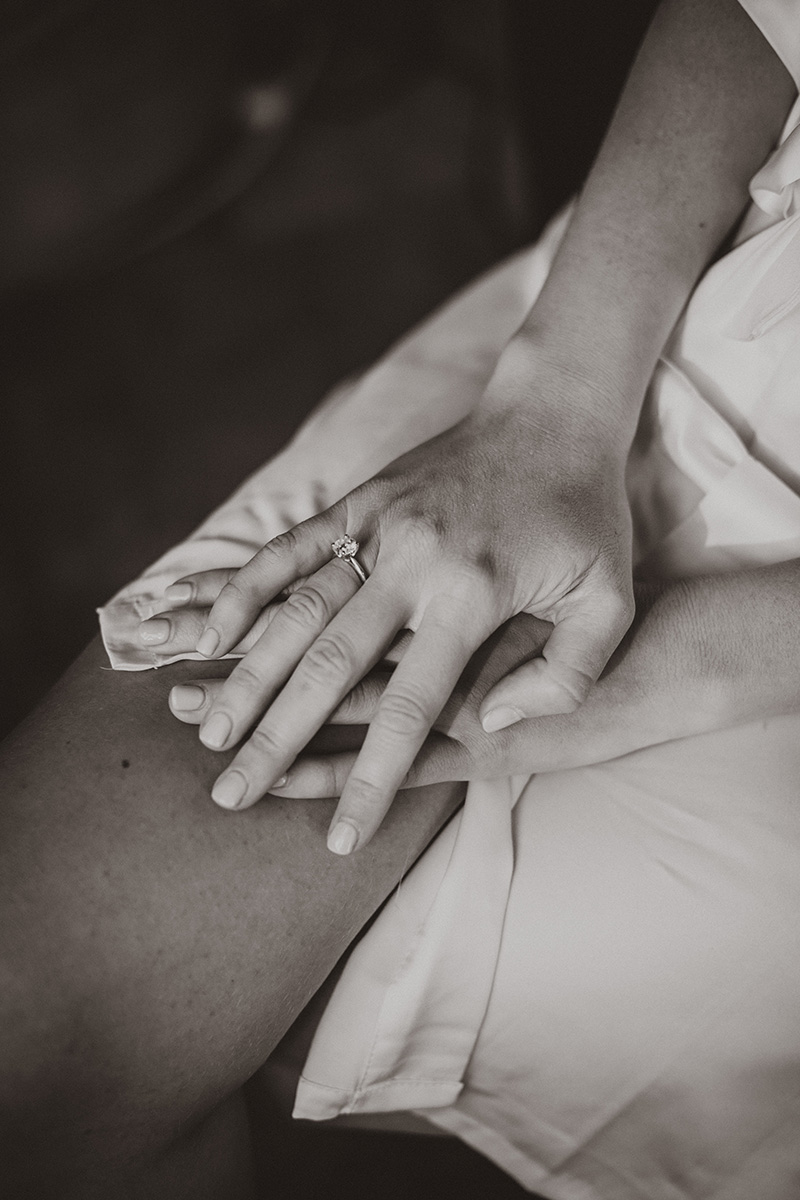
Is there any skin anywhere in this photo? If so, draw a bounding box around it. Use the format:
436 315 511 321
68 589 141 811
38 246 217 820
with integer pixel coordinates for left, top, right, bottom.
0 637 464 1197
156 563 800 794
2 2 798 1196
142 0 795 855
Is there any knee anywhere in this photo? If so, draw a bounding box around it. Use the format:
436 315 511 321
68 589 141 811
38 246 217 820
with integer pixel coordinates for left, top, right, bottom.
0 925 183 1193
0 944 109 1131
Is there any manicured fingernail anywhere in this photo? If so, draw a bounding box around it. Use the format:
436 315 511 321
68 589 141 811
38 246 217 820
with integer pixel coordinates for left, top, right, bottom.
482 706 524 733
270 776 289 790
200 713 232 749
165 582 193 604
139 618 170 645
212 771 248 809
170 684 205 711
196 627 220 658
328 821 359 856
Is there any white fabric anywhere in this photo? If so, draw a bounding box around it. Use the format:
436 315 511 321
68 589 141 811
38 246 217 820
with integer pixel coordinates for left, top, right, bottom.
740 0 800 88
98 6 800 1195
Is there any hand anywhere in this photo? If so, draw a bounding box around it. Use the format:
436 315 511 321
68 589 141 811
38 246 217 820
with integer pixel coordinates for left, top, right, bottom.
166 615 555 788
165 580 720 794
144 349 635 853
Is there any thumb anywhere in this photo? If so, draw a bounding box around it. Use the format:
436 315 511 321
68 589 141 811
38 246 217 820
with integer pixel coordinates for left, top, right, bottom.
479 606 627 731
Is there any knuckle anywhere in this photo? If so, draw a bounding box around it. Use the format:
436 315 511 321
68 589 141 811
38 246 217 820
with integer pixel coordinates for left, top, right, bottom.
596 580 634 625
343 775 385 817
595 568 635 623
554 689 582 715
394 511 447 554
302 634 357 684
445 560 497 607
281 585 329 630
615 591 636 632
230 660 268 696
263 527 300 560
248 724 288 759
550 670 589 713
318 759 342 797
470 551 501 587
378 686 430 737
219 575 253 608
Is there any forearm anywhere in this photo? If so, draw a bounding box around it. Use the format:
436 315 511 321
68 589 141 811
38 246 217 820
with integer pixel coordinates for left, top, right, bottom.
596 560 800 755
499 561 800 774
496 0 795 446
674 559 800 727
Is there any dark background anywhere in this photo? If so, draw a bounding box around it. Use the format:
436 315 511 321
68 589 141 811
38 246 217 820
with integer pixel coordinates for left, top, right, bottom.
0 2 655 1194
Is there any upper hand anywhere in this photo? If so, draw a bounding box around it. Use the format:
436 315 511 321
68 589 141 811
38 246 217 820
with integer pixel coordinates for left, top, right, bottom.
141 347 635 853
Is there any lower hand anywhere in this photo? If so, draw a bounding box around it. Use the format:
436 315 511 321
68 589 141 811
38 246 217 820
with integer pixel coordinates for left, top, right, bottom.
167 581 701 798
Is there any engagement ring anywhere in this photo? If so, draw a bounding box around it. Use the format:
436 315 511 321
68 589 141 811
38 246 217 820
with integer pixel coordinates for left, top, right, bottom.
331 534 368 584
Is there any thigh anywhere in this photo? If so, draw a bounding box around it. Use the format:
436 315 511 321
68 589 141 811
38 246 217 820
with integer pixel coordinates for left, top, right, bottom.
0 637 463 1156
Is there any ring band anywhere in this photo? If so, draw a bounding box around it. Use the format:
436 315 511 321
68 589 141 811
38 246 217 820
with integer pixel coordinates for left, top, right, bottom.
331 534 368 584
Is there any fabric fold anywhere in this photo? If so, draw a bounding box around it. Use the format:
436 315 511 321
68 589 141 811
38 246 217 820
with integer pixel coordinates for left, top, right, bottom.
295 775 526 1118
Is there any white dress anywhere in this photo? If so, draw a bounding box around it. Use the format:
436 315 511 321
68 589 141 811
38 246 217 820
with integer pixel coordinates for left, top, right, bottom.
99 3 800 1195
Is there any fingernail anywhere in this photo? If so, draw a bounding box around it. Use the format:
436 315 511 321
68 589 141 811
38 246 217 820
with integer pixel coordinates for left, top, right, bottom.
270 775 289 790
170 684 205 711
139 618 170 645
328 821 359 856
212 771 248 809
196 627 220 658
165 582 193 604
200 712 232 749
482 706 525 733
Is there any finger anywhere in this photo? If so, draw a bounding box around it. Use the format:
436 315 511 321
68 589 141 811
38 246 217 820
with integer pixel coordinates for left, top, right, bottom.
435 614 551 735
168 678 225 725
208 575 406 811
270 731 468 798
138 601 282 657
270 751 357 798
380 628 414 666
196 507 354 658
160 568 241 608
326 599 491 854
197 558 362 752
327 674 389 724
479 595 633 729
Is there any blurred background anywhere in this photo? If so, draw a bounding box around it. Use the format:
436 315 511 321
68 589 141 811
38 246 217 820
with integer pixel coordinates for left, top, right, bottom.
0 2 656 1194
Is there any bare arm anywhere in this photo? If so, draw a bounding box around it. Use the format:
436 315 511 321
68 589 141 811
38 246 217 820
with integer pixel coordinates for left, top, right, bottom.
498 0 796 442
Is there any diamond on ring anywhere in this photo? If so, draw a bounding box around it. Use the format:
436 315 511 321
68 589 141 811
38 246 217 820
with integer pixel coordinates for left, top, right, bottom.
332 535 360 559
331 534 368 584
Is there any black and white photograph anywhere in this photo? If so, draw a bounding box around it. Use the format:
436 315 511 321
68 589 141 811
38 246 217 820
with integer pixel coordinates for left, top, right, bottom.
2 1 799 1196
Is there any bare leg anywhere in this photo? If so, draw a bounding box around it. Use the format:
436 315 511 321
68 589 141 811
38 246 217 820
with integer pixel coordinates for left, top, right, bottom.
0 637 463 1197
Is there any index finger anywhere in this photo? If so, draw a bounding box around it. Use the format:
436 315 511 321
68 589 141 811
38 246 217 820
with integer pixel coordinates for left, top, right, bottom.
208 573 407 810
195 507 349 658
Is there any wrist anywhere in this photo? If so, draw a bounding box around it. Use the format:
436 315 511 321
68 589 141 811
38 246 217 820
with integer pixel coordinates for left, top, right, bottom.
619 575 781 746
584 580 723 757
480 332 639 463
